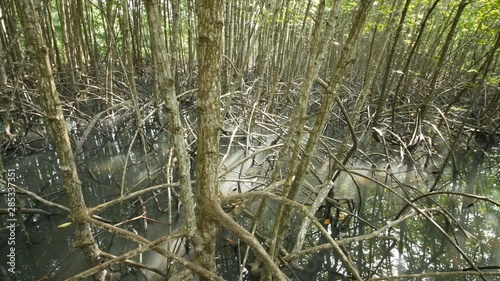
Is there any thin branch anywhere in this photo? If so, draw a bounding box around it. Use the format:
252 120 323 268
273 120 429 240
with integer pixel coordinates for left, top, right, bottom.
67 216 224 281
284 208 438 261
224 191 363 281
368 270 500 280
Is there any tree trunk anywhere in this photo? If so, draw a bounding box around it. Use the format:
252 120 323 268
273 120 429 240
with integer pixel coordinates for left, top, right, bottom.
195 0 224 277
144 0 198 245
15 0 104 279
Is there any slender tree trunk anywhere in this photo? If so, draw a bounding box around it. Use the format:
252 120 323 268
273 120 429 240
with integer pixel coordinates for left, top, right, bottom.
419 0 469 118
132 0 143 68
269 2 375 281
171 0 180 92
15 0 104 279
373 0 440 128
57 0 78 93
120 0 152 188
103 0 115 111
0 33 6 89
186 0 195 87
343 0 405 148
195 0 223 277
144 0 198 247
0 1 24 64
46 0 62 69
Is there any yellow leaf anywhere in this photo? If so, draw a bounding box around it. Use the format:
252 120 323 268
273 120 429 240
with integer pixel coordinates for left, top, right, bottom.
57 222 72 228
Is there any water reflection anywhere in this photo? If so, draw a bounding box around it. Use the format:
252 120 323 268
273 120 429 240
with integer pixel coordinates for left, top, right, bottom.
0 136 498 280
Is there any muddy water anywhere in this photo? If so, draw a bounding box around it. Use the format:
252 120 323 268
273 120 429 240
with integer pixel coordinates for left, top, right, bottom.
1 137 498 280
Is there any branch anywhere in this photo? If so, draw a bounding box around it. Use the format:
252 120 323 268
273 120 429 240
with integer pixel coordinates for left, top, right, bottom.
284 208 438 261
213 203 288 281
66 216 224 281
223 191 363 281
411 191 500 208
12 183 69 212
88 181 184 214
368 270 500 280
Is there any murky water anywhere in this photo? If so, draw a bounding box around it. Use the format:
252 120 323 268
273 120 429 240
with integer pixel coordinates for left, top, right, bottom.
1 133 498 280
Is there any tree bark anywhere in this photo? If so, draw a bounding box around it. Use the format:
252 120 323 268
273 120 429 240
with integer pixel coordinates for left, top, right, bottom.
15 0 104 279
144 0 198 239
195 0 224 277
